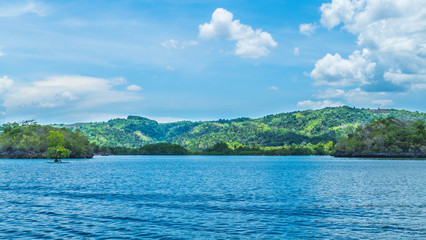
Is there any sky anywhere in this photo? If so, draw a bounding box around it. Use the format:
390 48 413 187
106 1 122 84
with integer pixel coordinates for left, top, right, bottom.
0 0 425 124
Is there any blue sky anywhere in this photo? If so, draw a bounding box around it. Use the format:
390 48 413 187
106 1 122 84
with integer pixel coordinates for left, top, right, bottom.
0 0 425 124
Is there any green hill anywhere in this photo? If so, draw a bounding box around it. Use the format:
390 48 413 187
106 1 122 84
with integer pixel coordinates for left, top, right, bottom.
334 117 426 157
58 106 426 152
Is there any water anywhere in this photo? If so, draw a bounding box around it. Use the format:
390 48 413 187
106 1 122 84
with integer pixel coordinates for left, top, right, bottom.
0 156 425 239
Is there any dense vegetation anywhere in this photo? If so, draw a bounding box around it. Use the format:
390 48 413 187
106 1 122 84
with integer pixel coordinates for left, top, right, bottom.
2 107 425 157
94 143 189 155
0 121 93 159
59 107 426 152
200 141 335 156
334 117 426 157
92 141 334 156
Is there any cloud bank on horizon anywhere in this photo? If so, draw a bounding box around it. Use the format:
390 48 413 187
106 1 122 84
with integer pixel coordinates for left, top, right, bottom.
0 0 424 123
1 75 143 118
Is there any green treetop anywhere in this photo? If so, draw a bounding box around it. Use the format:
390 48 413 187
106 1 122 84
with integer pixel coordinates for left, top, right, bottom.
44 131 71 162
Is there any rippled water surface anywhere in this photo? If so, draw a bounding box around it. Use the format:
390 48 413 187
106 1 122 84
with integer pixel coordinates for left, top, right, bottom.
0 155 425 239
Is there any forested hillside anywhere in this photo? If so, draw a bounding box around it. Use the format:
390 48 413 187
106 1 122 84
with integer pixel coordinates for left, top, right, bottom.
334 117 426 157
58 106 426 152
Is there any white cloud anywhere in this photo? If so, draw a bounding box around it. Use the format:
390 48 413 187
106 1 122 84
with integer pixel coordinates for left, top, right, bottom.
166 66 175 71
268 86 278 90
160 39 179 49
341 88 390 106
0 76 14 118
314 88 345 99
112 77 127 85
160 39 198 49
0 1 47 17
297 99 344 109
234 31 278 58
314 0 426 93
293 47 299 56
384 71 426 90
320 0 362 29
126 84 142 91
313 87 394 107
199 8 252 40
372 99 393 107
3 75 142 111
412 83 426 90
0 76 14 92
299 23 317 36
199 8 277 58
310 49 376 87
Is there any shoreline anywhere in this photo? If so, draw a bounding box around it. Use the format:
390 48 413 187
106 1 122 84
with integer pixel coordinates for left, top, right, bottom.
332 152 426 158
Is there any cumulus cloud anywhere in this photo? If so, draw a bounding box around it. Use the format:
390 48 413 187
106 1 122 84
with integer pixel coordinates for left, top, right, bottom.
312 0 426 93
126 84 142 91
3 75 143 112
320 0 363 29
313 87 394 107
341 88 390 105
0 76 14 92
268 86 278 90
297 99 344 109
384 71 426 90
160 39 198 49
372 99 393 107
311 48 376 87
299 23 317 36
199 8 277 58
0 1 47 17
313 88 345 99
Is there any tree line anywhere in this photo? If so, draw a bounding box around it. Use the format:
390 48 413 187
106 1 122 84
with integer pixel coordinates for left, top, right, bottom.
93 141 336 156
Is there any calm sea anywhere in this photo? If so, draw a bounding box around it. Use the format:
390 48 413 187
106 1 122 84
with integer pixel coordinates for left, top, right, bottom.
0 155 424 239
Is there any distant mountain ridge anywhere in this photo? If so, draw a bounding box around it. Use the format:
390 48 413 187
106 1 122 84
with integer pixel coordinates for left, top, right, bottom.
57 107 426 151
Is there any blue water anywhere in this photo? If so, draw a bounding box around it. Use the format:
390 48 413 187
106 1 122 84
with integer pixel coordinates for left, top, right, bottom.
0 156 425 239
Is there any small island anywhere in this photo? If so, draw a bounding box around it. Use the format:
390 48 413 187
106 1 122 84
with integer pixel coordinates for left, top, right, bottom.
333 117 426 158
0 121 94 159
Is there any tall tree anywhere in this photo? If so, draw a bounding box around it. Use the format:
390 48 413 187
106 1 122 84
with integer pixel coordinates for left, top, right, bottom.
44 131 71 162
